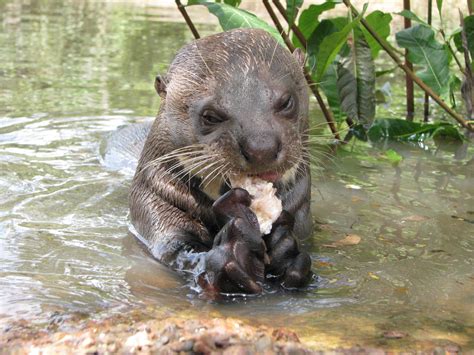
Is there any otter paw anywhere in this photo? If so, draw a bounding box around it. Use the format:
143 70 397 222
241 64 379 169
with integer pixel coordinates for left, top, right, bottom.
263 211 313 289
212 188 259 229
199 217 266 297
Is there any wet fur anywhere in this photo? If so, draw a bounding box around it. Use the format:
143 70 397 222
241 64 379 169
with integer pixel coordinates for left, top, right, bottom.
129 29 311 270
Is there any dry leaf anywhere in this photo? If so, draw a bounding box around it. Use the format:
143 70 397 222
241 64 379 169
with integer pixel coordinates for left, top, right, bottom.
383 331 407 339
322 234 361 248
402 215 428 222
315 261 333 268
368 272 380 280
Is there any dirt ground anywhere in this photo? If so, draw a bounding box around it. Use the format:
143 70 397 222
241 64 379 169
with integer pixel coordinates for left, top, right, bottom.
1 311 316 354
0 307 464 354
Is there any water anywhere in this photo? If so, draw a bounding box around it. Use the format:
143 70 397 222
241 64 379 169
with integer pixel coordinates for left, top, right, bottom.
1 0 473 349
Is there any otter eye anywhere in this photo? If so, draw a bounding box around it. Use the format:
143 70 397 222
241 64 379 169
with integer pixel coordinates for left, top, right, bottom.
201 110 225 126
276 94 295 114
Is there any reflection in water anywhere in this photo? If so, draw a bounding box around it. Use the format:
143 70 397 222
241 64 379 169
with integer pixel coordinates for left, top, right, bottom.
0 0 473 349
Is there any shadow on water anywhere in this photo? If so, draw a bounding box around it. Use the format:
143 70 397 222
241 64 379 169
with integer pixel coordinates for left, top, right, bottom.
0 0 473 350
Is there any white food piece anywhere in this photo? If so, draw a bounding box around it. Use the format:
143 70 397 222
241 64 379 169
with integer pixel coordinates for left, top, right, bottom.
230 175 282 235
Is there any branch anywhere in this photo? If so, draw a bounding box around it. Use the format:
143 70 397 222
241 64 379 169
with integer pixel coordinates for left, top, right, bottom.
263 0 342 141
175 0 200 39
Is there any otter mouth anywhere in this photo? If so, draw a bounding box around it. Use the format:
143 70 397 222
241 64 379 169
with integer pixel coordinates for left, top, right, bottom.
249 171 280 183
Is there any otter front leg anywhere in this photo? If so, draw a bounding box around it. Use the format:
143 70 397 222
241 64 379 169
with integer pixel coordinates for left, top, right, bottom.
264 211 313 288
198 189 267 297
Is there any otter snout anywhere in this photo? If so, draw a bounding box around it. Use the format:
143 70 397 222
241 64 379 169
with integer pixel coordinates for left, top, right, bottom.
238 133 282 167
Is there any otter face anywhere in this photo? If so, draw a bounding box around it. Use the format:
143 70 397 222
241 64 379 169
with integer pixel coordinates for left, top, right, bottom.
160 29 309 195
188 67 306 184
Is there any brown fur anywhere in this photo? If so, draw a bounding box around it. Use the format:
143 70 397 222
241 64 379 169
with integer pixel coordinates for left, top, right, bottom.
129 29 311 270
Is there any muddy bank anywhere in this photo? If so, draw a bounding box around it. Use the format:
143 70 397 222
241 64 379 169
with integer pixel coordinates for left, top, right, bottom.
1 310 313 354
1 307 465 354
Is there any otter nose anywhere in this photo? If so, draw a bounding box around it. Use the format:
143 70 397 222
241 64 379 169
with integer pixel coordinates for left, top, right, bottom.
239 134 282 165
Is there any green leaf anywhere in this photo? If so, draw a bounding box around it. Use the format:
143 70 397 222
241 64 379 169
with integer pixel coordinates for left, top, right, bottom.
376 66 397 77
307 19 338 71
366 118 462 142
465 15 474 60
225 0 241 6
396 10 428 26
294 1 338 48
336 37 375 127
383 149 403 166
286 0 304 27
313 4 366 82
396 25 451 96
191 2 284 45
452 27 463 53
319 64 344 122
436 0 443 19
361 11 392 59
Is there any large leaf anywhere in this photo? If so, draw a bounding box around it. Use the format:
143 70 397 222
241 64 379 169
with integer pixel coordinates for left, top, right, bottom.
190 2 284 45
307 19 338 72
396 25 451 96
453 15 474 60
293 1 338 48
286 0 304 27
336 37 375 127
364 118 463 142
361 10 392 59
319 64 343 122
312 4 366 82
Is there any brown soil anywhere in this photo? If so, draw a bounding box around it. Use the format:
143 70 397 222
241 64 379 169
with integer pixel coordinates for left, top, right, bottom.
1 311 313 354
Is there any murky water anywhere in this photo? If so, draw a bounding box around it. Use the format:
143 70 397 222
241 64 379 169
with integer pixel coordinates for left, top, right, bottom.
1 0 473 350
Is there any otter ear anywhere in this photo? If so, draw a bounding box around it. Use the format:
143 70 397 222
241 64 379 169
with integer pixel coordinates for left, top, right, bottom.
292 48 306 68
154 75 167 98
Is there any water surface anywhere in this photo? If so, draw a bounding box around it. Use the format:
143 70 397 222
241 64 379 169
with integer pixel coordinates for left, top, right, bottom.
1 0 473 350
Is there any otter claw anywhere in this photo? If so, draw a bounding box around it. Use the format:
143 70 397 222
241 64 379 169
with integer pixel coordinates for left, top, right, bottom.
201 216 265 297
264 211 312 289
212 188 258 229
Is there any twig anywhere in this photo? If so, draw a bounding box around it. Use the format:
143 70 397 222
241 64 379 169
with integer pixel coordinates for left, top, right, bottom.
460 11 474 120
404 0 415 121
424 0 432 122
343 0 473 132
272 0 358 130
175 0 200 39
271 0 306 46
262 0 341 141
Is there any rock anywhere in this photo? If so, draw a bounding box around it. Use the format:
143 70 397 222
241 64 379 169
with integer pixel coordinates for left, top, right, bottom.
124 330 151 351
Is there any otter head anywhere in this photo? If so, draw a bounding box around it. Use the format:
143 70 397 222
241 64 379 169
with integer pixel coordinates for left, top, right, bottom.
157 29 309 197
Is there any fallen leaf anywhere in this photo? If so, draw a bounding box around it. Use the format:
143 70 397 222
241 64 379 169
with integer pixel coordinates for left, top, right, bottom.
402 215 428 222
345 184 362 190
394 287 408 294
368 272 380 280
322 234 361 248
315 261 333 268
383 331 407 339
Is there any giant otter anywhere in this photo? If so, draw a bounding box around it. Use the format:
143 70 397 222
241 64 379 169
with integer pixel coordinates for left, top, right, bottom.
129 28 313 296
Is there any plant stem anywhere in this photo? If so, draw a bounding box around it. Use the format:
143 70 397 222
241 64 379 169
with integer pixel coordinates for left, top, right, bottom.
404 0 415 121
469 0 473 15
424 0 432 122
271 0 307 46
460 11 474 120
175 0 200 39
343 0 473 132
263 0 341 141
